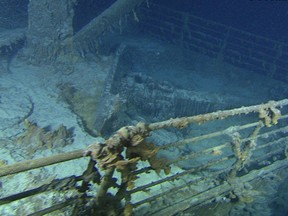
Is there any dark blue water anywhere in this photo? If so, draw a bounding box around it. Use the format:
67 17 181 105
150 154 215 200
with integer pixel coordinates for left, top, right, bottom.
157 0 288 43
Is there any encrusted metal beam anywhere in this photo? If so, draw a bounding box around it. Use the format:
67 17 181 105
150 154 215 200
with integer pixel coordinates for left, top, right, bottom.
0 150 84 177
70 0 145 52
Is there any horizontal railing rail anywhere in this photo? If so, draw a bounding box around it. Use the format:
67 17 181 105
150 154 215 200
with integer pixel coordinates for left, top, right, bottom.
1 99 288 215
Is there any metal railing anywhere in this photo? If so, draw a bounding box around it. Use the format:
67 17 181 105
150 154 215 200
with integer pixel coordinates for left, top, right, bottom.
1 99 288 215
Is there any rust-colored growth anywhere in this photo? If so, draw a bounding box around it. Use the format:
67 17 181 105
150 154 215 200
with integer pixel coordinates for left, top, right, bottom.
170 117 189 129
85 122 151 169
149 156 171 175
83 121 171 214
126 142 159 161
126 141 171 174
270 106 281 124
124 202 134 216
229 122 263 179
258 101 281 127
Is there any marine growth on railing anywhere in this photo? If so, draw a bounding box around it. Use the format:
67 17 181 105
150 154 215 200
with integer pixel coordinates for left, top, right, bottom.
1 99 288 215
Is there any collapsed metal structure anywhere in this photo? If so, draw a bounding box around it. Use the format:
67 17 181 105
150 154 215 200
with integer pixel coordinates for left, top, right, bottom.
1 99 288 215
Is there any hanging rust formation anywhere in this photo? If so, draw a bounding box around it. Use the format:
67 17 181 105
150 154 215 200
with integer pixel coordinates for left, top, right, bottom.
1 99 288 215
